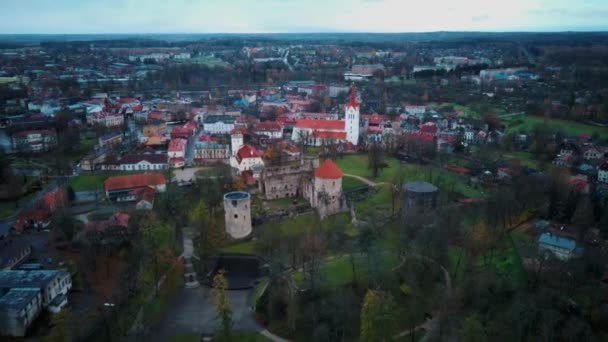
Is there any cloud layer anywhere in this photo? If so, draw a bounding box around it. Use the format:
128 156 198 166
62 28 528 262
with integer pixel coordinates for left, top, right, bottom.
0 0 606 33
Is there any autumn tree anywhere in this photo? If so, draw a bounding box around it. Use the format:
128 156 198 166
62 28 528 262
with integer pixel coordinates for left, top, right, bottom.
212 271 233 341
360 290 397 342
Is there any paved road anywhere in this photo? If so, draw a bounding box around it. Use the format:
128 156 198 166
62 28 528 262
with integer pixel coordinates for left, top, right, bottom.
150 287 260 342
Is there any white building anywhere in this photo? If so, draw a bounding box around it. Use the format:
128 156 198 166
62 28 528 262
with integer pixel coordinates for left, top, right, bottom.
252 121 283 139
203 116 236 135
231 133 244 157
230 145 265 174
89 112 124 127
168 138 187 159
104 154 169 171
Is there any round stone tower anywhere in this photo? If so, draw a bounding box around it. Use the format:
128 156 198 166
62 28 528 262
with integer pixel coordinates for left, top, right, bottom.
401 181 438 220
223 191 252 239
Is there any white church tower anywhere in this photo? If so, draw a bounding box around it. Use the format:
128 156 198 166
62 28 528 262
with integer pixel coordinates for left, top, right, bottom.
231 133 243 156
345 84 360 146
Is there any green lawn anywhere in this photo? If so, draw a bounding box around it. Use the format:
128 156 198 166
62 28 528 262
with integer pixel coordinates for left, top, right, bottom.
293 253 401 288
504 115 608 140
503 151 540 169
342 176 367 190
67 175 105 191
221 212 354 255
189 56 229 67
335 155 483 198
221 240 256 254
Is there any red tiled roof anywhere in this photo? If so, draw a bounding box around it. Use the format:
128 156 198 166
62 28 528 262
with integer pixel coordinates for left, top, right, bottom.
295 119 344 130
407 132 434 142
230 128 249 135
314 160 343 179
131 104 143 111
346 84 358 109
39 188 66 212
237 144 261 160
311 130 347 140
168 138 187 152
104 173 166 191
419 122 438 134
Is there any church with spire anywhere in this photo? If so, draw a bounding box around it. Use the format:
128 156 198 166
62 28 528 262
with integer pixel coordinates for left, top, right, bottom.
292 84 360 146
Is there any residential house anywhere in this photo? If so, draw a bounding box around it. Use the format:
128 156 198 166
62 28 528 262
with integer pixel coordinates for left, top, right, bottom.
538 232 576 260
11 130 57 153
203 115 236 134
582 145 604 160
230 144 265 175
104 154 169 171
194 138 230 163
89 112 124 127
252 121 284 139
98 131 122 147
104 173 166 202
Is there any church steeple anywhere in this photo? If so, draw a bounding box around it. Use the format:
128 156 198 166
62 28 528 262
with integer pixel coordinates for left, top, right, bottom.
346 83 358 109
344 83 360 146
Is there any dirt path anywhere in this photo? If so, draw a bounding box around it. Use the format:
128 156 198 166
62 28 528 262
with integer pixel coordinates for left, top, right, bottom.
342 173 387 187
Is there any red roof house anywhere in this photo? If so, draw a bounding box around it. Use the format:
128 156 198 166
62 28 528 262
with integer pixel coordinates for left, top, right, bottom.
314 160 344 179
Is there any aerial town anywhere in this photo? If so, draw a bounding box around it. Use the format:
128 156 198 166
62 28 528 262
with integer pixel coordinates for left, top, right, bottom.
0 30 607 342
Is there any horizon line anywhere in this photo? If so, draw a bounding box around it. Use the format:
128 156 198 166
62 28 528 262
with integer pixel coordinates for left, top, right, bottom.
1 30 608 36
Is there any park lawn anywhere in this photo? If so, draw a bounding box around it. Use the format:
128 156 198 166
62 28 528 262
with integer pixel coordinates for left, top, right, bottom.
293 253 401 288
221 240 256 254
67 175 105 191
190 56 229 67
504 151 539 169
342 176 367 190
335 155 483 198
504 115 608 140
334 154 401 182
222 212 353 255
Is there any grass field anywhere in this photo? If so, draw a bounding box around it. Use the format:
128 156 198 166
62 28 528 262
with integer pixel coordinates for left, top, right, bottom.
342 176 367 190
221 212 354 255
335 155 483 198
292 253 401 288
503 151 540 169
189 56 229 67
67 175 104 191
504 115 608 140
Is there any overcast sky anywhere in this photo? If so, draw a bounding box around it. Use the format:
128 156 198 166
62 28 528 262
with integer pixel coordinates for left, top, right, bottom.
1 0 607 34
